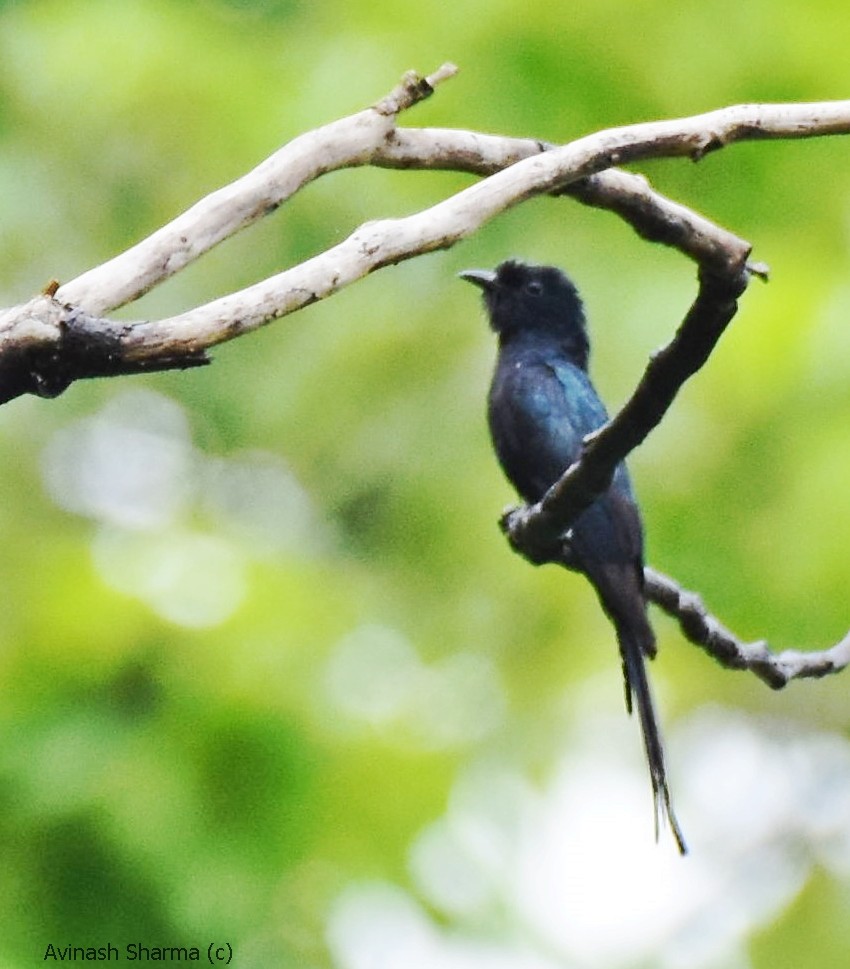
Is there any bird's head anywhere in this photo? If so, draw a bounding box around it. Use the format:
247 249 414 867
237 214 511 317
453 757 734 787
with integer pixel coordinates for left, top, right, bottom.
459 260 589 368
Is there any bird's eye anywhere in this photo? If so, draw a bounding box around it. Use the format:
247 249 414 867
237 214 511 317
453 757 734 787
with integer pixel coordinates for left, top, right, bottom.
525 280 543 296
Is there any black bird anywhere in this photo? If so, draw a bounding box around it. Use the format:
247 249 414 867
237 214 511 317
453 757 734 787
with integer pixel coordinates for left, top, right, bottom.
460 259 686 854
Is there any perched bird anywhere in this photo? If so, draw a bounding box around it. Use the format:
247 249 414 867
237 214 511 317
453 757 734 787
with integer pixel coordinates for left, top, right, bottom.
460 259 686 854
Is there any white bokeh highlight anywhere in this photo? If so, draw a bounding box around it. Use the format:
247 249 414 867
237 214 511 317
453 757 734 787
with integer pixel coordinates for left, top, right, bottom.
42 389 193 529
41 389 326 627
322 624 507 750
329 705 850 969
92 526 247 629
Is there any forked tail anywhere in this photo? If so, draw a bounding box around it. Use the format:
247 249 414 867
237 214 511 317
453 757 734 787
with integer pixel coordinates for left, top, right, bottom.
620 632 687 855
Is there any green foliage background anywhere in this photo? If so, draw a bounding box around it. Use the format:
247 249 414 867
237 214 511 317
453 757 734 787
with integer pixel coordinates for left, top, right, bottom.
2 2 850 967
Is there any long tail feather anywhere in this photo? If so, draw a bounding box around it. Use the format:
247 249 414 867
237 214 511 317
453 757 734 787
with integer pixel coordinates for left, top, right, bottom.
620 633 687 854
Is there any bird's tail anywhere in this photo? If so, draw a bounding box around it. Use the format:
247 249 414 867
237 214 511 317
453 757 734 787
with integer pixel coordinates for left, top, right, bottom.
619 627 688 855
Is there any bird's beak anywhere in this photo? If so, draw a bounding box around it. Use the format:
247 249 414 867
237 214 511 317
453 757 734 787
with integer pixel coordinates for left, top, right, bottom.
457 268 497 291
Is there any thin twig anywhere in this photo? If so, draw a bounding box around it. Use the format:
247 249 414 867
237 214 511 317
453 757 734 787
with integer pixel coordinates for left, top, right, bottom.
645 567 850 688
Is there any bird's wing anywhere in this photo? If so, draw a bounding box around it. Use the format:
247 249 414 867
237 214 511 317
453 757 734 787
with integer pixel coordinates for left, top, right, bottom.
549 359 610 438
489 351 644 567
488 355 590 502
549 359 644 565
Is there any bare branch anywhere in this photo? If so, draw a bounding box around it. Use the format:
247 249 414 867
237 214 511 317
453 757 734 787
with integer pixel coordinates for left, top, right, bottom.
3 71 848 431
2 77 849 422
645 567 850 688
0 67 759 414
54 97 850 323
91 99 850 350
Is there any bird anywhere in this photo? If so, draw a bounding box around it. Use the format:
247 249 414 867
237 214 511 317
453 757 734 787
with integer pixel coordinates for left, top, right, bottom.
459 258 686 854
